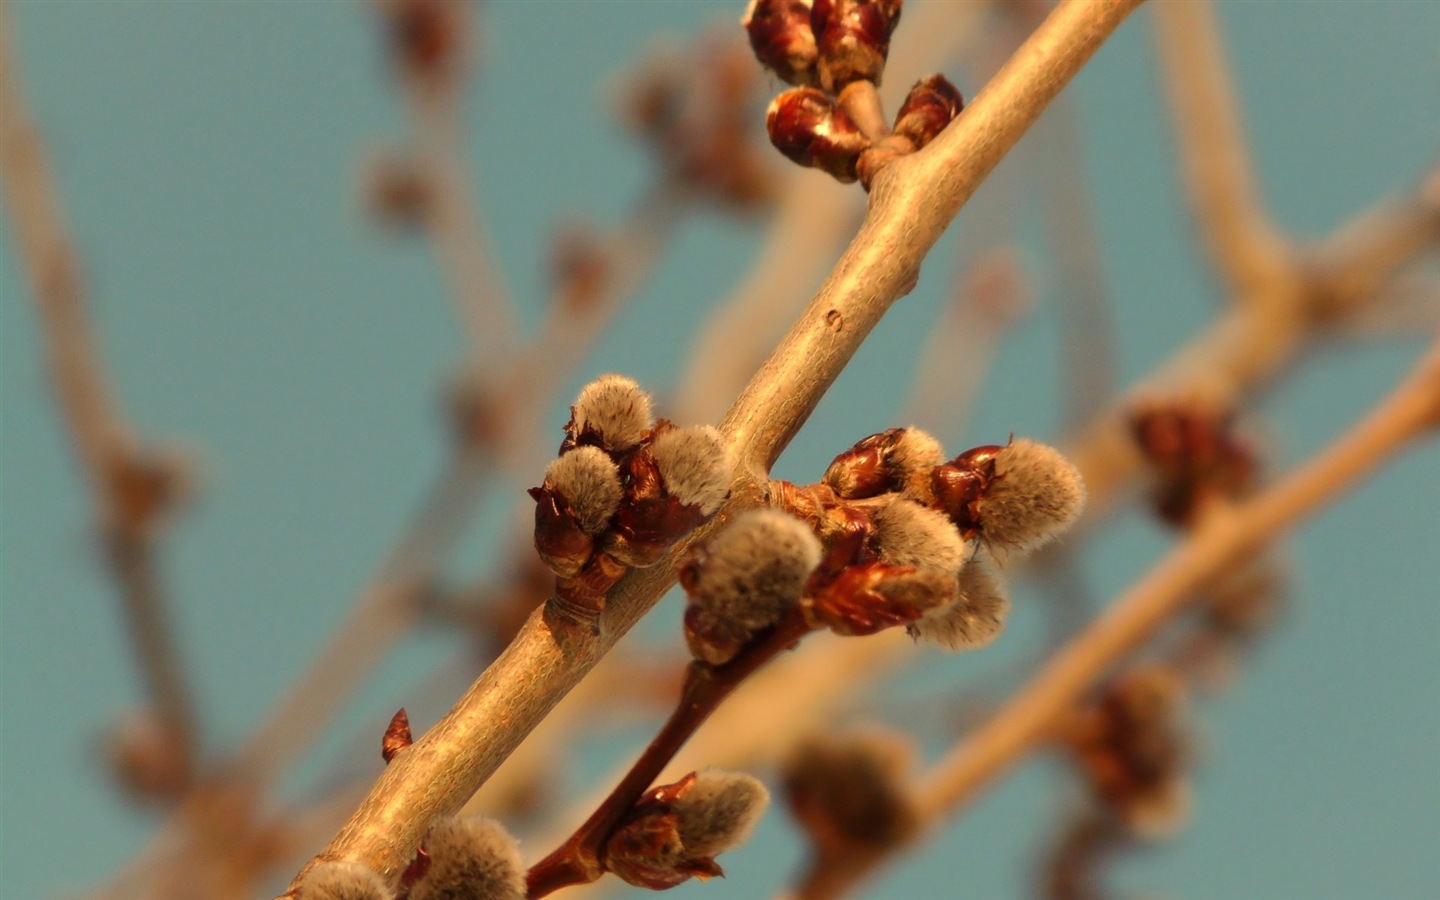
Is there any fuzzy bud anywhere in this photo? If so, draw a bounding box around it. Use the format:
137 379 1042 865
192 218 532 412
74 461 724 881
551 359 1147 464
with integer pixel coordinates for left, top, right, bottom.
892 74 963 150
811 0 903 91
408 816 525 900
567 374 654 453
870 496 969 572
743 0 818 86
822 427 944 499
681 509 823 664
907 559 1010 651
529 446 623 577
295 861 391 900
605 425 734 567
767 87 871 183
604 770 769 890
933 439 1085 555
783 729 919 852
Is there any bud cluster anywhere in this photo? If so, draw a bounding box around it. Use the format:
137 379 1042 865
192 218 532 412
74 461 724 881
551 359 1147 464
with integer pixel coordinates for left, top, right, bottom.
679 428 1083 661
602 770 769 890
1063 664 1192 838
1129 398 1257 527
530 375 734 626
745 0 964 187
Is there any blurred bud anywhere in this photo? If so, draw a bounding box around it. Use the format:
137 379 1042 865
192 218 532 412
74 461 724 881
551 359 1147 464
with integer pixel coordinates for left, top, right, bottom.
105 709 191 803
377 0 469 91
529 446 623 577
907 559 1010 652
681 509 822 664
870 496 970 572
567 374 654 453
742 0 819 86
360 149 433 230
550 223 609 314
811 0 904 91
892 74 963 150
767 87 871 183
408 816 525 900
1129 399 1256 527
783 729 919 854
604 770 769 889
296 861 391 900
106 445 195 537
822 427 944 499
934 439 1085 555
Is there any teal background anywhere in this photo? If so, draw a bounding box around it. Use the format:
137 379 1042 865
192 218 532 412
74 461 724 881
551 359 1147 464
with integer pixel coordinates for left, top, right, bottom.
2 2 1437 898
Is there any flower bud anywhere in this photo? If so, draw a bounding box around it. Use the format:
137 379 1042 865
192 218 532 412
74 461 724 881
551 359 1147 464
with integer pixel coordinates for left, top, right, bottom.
408 816 525 900
907 559 1010 651
870 496 969 572
805 559 954 636
681 509 822 663
933 439 1085 555
767 87 871 183
604 770 769 890
605 426 734 567
822 427 944 499
811 0 903 91
892 74 963 150
295 861 391 900
742 0 819 86
529 446 623 577
783 729 919 853
567 374 654 453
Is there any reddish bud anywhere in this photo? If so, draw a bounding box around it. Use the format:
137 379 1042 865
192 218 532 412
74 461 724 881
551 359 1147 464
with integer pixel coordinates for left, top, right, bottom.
379 0 467 88
822 427 944 499
743 0 819 86
811 0 903 91
804 559 954 636
1129 400 1256 527
892 74 963 150
767 87 871 183
382 708 412 763
783 729 919 854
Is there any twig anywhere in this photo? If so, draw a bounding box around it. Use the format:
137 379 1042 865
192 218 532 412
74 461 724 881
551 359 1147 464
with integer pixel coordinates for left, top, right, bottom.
913 335 1440 838
0 5 198 783
1152 0 1292 296
281 1 1145 890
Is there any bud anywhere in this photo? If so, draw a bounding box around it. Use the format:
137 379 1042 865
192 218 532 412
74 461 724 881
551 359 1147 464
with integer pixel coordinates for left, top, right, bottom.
783 729 919 852
408 816 525 900
811 0 904 91
529 446 623 577
822 427 944 499
806 559 955 636
742 0 819 86
892 74 963 150
605 425 734 567
604 770 769 890
382 708 412 763
295 861 391 900
681 509 822 664
870 496 969 572
567 374 654 453
1129 399 1256 527
907 559 1010 651
378 0 468 90
767 87 871 183
104 709 190 803
934 439 1085 555
360 149 433 230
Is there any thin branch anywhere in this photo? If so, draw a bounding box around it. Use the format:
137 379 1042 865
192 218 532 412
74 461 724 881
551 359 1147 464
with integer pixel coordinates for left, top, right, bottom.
1152 0 1293 296
0 5 198 782
915 335 1440 821
281 1 1146 890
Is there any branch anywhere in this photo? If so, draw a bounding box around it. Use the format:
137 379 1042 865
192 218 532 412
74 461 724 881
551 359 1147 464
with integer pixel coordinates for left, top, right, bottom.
282 0 1146 890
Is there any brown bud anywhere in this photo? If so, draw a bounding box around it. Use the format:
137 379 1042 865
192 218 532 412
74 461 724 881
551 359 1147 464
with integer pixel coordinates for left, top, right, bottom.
105 710 191 803
529 447 623 577
360 149 433 230
382 708 412 763
743 0 819 86
811 0 903 91
379 0 468 89
805 559 954 636
892 74 963 150
767 87 871 183
934 439 1085 555
783 729 919 854
1129 399 1256 527
822 427 944 499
